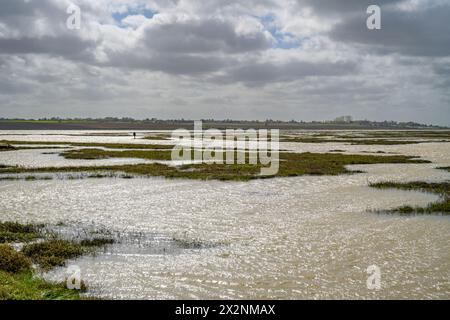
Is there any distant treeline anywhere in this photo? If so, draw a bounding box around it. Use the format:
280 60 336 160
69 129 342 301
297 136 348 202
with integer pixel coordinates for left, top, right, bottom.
0 117 446 130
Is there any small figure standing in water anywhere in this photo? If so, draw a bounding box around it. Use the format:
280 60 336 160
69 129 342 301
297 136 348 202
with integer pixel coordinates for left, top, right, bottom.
133 132 136 139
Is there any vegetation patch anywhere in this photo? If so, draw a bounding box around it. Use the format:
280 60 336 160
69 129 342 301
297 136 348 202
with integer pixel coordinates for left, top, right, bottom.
281 137 425 145
370 181 450 215
22 237 114 271
0 221 113 300
0 152 429 181
0 140 174 150
22 240 84 271
0 270 84 300
0 144 17 151
61 148 173 161
143 134 170 140
0 222 42 243
0 245 32 273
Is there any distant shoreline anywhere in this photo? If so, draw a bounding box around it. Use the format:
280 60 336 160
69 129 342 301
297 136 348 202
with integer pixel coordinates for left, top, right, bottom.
0 120 446 130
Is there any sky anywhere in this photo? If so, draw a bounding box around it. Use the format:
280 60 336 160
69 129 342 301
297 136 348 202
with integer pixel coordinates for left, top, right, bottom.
0 0 449 125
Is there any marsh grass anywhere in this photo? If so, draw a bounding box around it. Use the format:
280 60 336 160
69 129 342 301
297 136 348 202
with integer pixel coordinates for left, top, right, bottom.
0 140 174 150
0 152 429 181
0 245 32 273
0 270 84 300
281 137 425 145
143 135 170 140
0 222 42 243
22 240 84 271
22 237 114 271
0 221 114 299
370 181 450 215
61 148 173 160
0 144 17 151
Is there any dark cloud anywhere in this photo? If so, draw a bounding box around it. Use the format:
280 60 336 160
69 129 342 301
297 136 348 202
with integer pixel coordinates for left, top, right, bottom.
330 3 450 57
0 36 97 61
298 0 404 16
218 60 358 86
142 18 272 54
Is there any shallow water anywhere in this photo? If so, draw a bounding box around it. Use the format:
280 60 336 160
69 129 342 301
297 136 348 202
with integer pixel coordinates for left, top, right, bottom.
0 130 449 299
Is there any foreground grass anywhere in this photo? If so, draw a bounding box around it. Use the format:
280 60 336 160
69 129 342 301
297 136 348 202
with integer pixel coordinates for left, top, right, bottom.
0 270 84 300
0 152 429 181
0 221 114 300
370 181 450 215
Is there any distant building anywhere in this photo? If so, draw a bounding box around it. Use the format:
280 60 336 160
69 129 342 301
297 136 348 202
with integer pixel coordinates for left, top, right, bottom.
334 116 353 123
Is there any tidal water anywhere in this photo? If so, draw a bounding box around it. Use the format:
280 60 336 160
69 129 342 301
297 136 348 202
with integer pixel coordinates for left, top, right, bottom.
0 131 449 299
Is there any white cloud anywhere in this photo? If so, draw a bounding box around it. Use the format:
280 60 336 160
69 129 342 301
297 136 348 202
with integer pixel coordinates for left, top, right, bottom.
0 0 448 125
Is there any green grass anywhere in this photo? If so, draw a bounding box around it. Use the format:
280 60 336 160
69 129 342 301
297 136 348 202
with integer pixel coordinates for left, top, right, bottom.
22 240 85 271
143 135 170 140
0 152 429 181
61 148 173 160
0 140 174 150
22 237 114 271
0 221 113 300
0 245 32 273
370 181 450 215
281 137 426 145
0 222 42 243
0 271 84 300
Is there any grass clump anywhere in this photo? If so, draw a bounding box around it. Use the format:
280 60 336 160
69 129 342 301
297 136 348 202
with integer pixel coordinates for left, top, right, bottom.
0 144 16 151
0 245 32 273
21 237 113 271
370 181 450 215
0 270 84 300
0 222 42 243
22 240 84 271
61 148 173 161
0 221 113 300
80 238 114 247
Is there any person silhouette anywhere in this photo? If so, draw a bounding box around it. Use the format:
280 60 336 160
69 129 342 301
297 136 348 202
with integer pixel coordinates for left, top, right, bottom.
133 132 136 139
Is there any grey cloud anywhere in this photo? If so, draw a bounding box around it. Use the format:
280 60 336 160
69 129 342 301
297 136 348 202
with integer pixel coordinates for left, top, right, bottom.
330 4 450 57
218 60 358 86
105 51 230 75
0 36 97 61
142 18 272 54
298 0 404 16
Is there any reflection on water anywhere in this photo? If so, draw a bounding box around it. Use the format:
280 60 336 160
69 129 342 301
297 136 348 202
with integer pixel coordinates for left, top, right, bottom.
0 131 449 299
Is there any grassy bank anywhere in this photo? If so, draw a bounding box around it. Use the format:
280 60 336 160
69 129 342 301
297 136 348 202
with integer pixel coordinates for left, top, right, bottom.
0 144 17 151
0 221 113 300
370 181 450 215
61 148 173 160
0 140 174 150
281 137 430 145
0 152 429 181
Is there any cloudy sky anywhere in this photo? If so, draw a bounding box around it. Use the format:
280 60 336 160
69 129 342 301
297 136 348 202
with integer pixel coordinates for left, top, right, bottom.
0 0 449 125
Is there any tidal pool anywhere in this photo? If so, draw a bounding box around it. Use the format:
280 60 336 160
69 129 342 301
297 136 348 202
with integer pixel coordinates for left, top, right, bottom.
0 131 449 299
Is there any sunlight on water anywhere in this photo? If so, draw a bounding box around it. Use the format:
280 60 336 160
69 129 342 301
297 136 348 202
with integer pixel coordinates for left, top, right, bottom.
0 130 449 299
